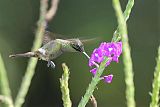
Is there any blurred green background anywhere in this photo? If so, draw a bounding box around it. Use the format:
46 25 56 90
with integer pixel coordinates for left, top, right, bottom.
0 0 159 107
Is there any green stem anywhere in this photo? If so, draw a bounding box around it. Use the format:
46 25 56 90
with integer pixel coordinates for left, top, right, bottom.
78 57 109 107
150 46 160 107
112 0 135 107
0 95 13 107
112 0 134 42
14 0 47 107
0 54 14 107
60 63 72 107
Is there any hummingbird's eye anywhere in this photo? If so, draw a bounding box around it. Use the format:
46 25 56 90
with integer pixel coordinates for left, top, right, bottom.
72 44 84 52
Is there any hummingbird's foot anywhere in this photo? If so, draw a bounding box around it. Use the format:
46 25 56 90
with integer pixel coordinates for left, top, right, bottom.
47 61 55 68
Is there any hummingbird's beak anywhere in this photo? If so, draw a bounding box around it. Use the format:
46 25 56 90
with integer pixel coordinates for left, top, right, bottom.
83 51 90 59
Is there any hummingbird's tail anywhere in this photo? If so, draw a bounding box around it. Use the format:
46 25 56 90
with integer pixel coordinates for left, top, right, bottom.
9 52 36 58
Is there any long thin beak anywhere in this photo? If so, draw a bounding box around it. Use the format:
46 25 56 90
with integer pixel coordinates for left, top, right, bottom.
83 51 90 59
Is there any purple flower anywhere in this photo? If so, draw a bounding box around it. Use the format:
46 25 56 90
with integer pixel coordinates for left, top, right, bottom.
90 68 113 83
89 42 122 67
90 68 97 75
103 74 113 83
88 42 122 83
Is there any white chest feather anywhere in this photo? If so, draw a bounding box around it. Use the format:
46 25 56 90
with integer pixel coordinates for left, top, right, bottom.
38 48 46 55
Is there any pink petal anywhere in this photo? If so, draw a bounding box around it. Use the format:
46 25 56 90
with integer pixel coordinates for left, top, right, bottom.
90 68 97 75
103 74 113 83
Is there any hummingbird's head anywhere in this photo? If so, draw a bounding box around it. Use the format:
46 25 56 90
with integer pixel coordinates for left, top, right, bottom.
70 39 85 52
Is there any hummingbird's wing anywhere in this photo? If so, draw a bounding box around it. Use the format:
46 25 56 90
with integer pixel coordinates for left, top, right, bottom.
43 31 56 45
80 37 101 44
65 37 101 45
43 30 101 45
43 31 67 45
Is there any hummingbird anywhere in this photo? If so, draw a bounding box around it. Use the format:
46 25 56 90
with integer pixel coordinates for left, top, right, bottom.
9 31 92 68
